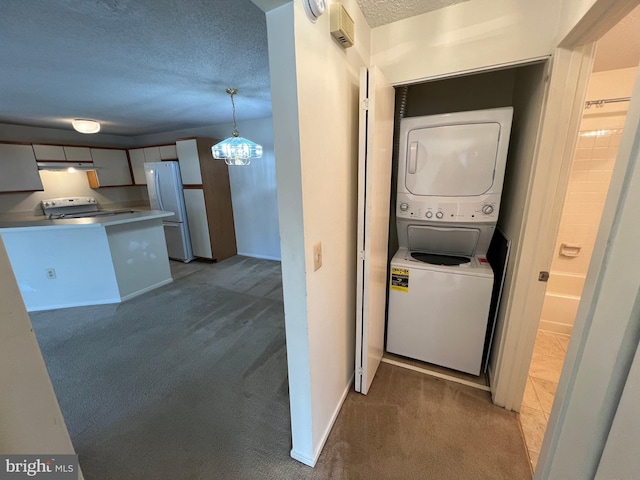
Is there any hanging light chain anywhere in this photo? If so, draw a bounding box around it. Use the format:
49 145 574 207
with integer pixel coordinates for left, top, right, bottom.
226 88 240 138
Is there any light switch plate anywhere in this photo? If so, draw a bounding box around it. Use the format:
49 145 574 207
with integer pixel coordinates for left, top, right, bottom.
313 242 322 271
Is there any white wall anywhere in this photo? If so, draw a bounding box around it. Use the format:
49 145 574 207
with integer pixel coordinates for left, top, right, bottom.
558 0 600 42
266 0 371 466
371 0 561 85
197 118 280 261
267 2 313 462
1 226 121 311
0 237 78 456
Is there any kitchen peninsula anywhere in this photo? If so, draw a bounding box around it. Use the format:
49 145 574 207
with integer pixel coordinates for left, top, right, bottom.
0 210 174 312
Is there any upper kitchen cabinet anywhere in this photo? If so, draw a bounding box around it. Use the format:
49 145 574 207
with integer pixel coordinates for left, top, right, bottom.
128 149 146 185
64 146 92 162
0 143 44 192
176 137 236 261
87 148 133 188
128 144 178 185
176 139 203 185
32 144 93 163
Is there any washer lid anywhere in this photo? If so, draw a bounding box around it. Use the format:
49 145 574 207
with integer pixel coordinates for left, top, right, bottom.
408 225 479 257
410 252 470 265
404 122 501 197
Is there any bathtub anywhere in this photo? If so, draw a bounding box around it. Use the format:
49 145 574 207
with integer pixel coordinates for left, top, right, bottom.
539 272 584 334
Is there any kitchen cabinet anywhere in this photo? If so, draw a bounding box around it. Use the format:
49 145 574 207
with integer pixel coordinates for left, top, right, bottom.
159 145 177 160
143 147 161 163
176 139 202 185
128 149 147 185
0 143 44 192
87 148 132 187
0 211 173 311
33 144 65 161
176 137 236 261
32 144 93 163
64 146 92 162
128 144 178 185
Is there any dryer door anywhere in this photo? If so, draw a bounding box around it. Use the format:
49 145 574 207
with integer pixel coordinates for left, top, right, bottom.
404 122 501 197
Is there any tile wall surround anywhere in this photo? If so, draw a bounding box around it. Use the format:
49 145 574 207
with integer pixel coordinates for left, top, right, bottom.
551 128 621 278
540 100 627 333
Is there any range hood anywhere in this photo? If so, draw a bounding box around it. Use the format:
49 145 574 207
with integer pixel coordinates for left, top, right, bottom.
37 162 97 172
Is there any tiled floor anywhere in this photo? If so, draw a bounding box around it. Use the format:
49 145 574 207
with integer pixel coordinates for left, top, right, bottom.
520 330 571 471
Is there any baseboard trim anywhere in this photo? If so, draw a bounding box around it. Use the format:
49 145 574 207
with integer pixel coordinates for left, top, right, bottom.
539 320 573 335
312 373 354 466
381 358 490 392
290 373 354 468
237 251 281 261
120 278 173 302
26 298 120 312
290 449 315 467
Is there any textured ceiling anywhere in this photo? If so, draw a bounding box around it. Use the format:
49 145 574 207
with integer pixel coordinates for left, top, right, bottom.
0 0 271 136
1 0 638 137
593 3 640 72
355 0 471 28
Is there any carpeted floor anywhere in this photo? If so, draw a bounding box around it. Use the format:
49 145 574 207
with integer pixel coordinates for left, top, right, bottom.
30 256 531 480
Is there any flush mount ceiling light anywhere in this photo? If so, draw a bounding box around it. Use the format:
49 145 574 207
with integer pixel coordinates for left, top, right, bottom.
72 119 101 134
212 88 262 166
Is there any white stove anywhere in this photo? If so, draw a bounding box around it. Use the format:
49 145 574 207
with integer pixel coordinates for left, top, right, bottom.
41 197 135 219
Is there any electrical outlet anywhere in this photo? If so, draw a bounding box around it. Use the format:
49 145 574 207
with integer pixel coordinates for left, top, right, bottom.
45 268 56 279
313 242 322 271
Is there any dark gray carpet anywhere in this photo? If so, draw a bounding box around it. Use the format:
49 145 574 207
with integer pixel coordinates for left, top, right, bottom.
30 256 531 480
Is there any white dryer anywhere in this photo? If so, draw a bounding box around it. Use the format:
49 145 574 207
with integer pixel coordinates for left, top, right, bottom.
387 107 513 376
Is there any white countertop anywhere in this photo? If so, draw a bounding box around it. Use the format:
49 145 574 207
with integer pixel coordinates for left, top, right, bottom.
0 210 173 232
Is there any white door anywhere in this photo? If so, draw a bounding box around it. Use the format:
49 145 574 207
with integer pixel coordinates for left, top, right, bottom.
355 66 395 394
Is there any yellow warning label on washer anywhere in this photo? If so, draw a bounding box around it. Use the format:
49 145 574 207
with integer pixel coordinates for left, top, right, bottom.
391 267 409 292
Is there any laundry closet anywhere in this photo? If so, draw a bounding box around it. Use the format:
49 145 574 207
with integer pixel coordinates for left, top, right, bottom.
383 61 549 384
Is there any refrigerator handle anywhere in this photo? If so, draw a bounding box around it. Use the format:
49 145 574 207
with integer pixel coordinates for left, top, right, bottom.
155 167 165 211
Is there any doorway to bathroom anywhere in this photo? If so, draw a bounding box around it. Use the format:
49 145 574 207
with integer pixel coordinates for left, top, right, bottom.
519 4 640 470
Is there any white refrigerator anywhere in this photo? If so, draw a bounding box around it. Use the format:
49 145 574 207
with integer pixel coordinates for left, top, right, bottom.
144 161 195 263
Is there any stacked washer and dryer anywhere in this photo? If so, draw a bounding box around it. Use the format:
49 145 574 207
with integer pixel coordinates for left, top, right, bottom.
387 107 513 376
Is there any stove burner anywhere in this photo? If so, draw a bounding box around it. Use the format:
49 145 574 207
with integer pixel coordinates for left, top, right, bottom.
410 252 471 266
48 210 136 220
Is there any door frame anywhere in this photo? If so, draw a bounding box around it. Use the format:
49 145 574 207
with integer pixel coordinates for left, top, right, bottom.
491 0 640 411
490 43 596 409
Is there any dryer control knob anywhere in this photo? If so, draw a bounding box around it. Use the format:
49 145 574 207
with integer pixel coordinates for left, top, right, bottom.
482 204 494 215
435 211 443 219
399 202 409 212
425 211 433 219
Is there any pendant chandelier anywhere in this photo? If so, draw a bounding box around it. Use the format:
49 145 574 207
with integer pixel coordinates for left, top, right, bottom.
212 88 263 166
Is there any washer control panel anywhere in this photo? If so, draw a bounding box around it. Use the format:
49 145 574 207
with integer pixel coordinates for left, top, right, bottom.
396 194 500 223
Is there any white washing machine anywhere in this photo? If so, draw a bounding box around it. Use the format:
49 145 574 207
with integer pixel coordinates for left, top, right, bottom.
387 107 513 375
387 248 493 376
